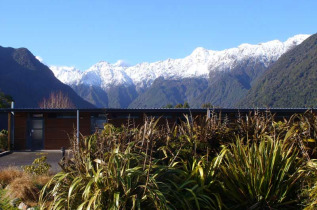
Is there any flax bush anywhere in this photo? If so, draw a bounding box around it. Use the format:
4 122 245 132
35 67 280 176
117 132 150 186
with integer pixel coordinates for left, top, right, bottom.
300 159 317 210
40 117 227 209
218 136 304 209
160 155 225 210
39 112 317 209
40 119 169 209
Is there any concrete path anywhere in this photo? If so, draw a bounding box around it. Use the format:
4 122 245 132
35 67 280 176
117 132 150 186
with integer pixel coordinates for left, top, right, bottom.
0 151 65 174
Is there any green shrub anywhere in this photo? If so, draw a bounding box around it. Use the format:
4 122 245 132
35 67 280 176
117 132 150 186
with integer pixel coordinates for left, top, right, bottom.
235 111 277 141
300 159 317 209
40 136 168 209
160 155 224 210
287 112 317 158
218 136 304 209
22 154 51 175
38 112 317 210
0 130 8 151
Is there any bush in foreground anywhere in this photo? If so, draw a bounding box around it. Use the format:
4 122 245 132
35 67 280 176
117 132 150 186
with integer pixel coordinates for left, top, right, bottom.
40 120 170 209
40 112 317 209
218 136 304 209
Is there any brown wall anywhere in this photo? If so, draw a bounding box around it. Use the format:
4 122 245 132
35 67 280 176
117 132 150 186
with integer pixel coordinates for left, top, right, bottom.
11 110 206 150
44 112 91 149
107 114 143 127
14 113 27 150
107 112 207 128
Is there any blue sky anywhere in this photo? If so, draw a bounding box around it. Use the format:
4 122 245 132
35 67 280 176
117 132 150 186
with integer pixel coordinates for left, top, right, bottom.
1 0 316 70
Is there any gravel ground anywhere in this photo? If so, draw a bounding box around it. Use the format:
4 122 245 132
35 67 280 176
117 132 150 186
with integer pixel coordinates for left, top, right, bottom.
0 151 66 173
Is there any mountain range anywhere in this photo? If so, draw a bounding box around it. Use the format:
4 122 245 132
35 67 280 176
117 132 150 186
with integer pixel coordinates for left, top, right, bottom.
50 34 310 108
0 33 315 109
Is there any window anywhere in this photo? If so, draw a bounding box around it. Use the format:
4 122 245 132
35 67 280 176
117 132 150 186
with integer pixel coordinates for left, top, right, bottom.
91 114 108 133
47 113 76 119
32 113 43 118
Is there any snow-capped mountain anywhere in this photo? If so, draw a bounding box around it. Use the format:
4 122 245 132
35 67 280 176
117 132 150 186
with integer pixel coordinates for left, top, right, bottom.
51 34 309 90
50 34 310 108
50 66 82 84
80 62 134 89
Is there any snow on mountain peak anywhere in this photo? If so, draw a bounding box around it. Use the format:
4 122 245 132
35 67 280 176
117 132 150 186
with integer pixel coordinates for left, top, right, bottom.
35 56 44 63
191 47 210 58
284 34 310 49
80 61 133 89
114 60 130 67
50 34 310 91
50 65 81 85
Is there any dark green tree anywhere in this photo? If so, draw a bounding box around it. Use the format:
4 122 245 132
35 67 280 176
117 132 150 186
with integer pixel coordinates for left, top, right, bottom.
183 102 190 108
175 104 183 108
174 102 190 108
162 104 173 108
201 103 213 108
0 90 13 108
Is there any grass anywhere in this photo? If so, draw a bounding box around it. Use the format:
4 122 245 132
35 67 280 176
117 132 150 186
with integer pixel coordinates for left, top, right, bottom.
0 167 24 188
6 175 51 207
0 166 52 208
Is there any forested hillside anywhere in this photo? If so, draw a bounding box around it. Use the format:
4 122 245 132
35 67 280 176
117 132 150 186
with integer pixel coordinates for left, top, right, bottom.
240 33 317 107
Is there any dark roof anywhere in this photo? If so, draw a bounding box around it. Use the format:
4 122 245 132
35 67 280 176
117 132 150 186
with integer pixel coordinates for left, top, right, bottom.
0 108 315 114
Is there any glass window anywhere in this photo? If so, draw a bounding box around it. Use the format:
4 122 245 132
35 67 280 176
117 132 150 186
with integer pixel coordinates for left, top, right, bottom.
91 115 108 133
32 119 43 129
32 114 43 118
32 130 43 140
95 119 107 129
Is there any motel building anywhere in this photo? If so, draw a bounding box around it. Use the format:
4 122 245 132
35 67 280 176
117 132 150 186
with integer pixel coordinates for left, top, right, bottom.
0 107 312 150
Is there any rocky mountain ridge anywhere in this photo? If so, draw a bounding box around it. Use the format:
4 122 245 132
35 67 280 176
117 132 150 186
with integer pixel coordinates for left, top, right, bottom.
50 34 310 108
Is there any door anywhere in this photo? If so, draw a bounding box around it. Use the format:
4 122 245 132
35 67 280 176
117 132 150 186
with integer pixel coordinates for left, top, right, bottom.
29 118 44 150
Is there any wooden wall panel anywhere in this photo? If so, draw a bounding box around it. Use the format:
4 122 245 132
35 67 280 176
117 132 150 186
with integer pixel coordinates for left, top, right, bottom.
107 112 209 128
14 113 27 150
107 113 181 127
44 112 91 149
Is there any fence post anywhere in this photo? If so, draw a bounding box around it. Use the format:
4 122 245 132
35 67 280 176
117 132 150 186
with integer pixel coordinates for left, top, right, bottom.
207 108 211 119
77 109 79 146
11 102 15 150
